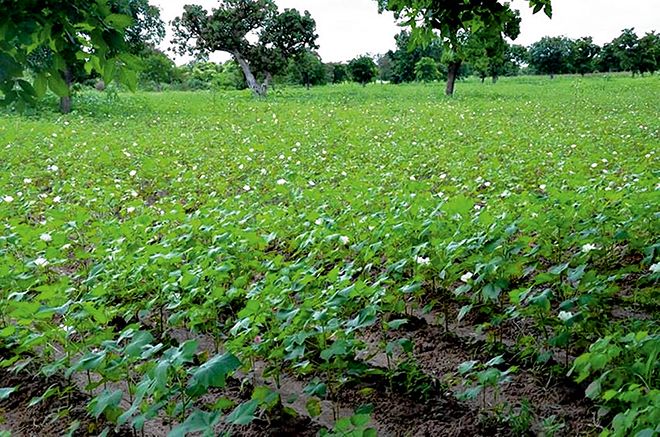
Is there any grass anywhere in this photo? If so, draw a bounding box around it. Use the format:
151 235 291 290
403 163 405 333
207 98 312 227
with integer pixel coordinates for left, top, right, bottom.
0 75 658 436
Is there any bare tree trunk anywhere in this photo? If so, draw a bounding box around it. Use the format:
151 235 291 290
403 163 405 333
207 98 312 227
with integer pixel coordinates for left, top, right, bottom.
445 61 461 96
492 74 498 84
263 72 273 92
233 51 266 97
59 68 73 114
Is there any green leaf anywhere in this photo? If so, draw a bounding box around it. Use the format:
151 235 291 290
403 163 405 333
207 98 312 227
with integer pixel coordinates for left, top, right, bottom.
306 397 321 417
47 72 70 97
585 380 601 399
105 14 133 30
321 339 348 360
187 352 241 397
0 387 17 400
89 389 123 419
168 410 221 437
457 304 473 321
458 360 478 374
226 399 259 425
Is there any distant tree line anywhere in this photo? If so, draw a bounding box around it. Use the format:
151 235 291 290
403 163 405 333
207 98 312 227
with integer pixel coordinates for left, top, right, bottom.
139 27 659 93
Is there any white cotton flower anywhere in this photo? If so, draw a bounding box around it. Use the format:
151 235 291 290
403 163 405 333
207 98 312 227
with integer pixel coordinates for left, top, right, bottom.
339 235 350 245
53 196 61 203
23 178 32 184
460 272 473 283
34 256 49 267
308 180 316 187
314 218 323 225
570 144 577 149
126 206 136 213
62 244 72 250
129 170 137 177
581 243 598 253
276 178 287 185
558 311 573 322
415 256 430 266
484 181 491 187
439 173 447 180
409 175 416 181
243 185 251 191
2 195 14 203
278 154 285 160
260 168 267 175
40 233 52 242
130 190 138 197
48 165 59 172
539 184 547 190
650 263 660 274
591 163 598 168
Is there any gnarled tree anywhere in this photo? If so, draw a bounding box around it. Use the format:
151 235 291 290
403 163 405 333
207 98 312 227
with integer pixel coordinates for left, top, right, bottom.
171 0 318 97
377 0 553 95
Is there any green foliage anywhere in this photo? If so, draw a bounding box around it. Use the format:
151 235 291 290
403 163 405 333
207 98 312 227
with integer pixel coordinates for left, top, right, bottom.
414 57 440 82
528 36 574 77
348 56 378 86
0 0 138 110
570 332 660 437
0 76 658 434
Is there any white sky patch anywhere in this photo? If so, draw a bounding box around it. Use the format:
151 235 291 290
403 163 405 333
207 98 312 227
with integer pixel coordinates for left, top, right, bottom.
153 0 660 64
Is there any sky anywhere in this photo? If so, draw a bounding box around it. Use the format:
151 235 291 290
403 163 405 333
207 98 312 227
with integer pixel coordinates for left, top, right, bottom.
153 0 660 64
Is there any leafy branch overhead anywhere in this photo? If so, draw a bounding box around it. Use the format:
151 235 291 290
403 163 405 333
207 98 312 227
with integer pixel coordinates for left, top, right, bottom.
0 1 134 110
171 0 318 97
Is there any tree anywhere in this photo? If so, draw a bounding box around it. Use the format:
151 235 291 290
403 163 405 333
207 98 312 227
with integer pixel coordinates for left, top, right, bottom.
597 43 621 73
140 49 177 90
348 56 378 86
0 0 138 112
611 28 640 76
327 63 349 83
570 37 600 76
172 0 318 97
377 0 551 95
376 53 394 82
528 36 572 78
287 50 328 88
637 31 660 75
415 57 440 82
389 31 442 84
114 0 166 56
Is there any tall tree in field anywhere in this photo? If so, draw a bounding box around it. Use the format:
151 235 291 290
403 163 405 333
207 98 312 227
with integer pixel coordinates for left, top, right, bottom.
0 0 138 112
377 0 552 95
348 56 378 86
171 0 318 97
528 36 572 78
571 37 600 76
415 57 441 82
636 31 659 75
611 28 641 76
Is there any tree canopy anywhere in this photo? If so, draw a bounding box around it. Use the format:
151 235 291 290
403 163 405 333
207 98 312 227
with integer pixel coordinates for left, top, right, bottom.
0 0 141 112
171 0 318 96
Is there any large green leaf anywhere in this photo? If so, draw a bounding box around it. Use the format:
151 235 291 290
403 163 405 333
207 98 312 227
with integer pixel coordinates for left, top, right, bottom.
47 72 70 97
186 352 240 397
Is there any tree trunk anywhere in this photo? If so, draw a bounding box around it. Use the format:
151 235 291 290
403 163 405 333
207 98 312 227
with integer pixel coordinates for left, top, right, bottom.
59 68 73 114
445 61 461 96
492 74 498 84
233 51 266 97
480 77 485 83
550 73 555 79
